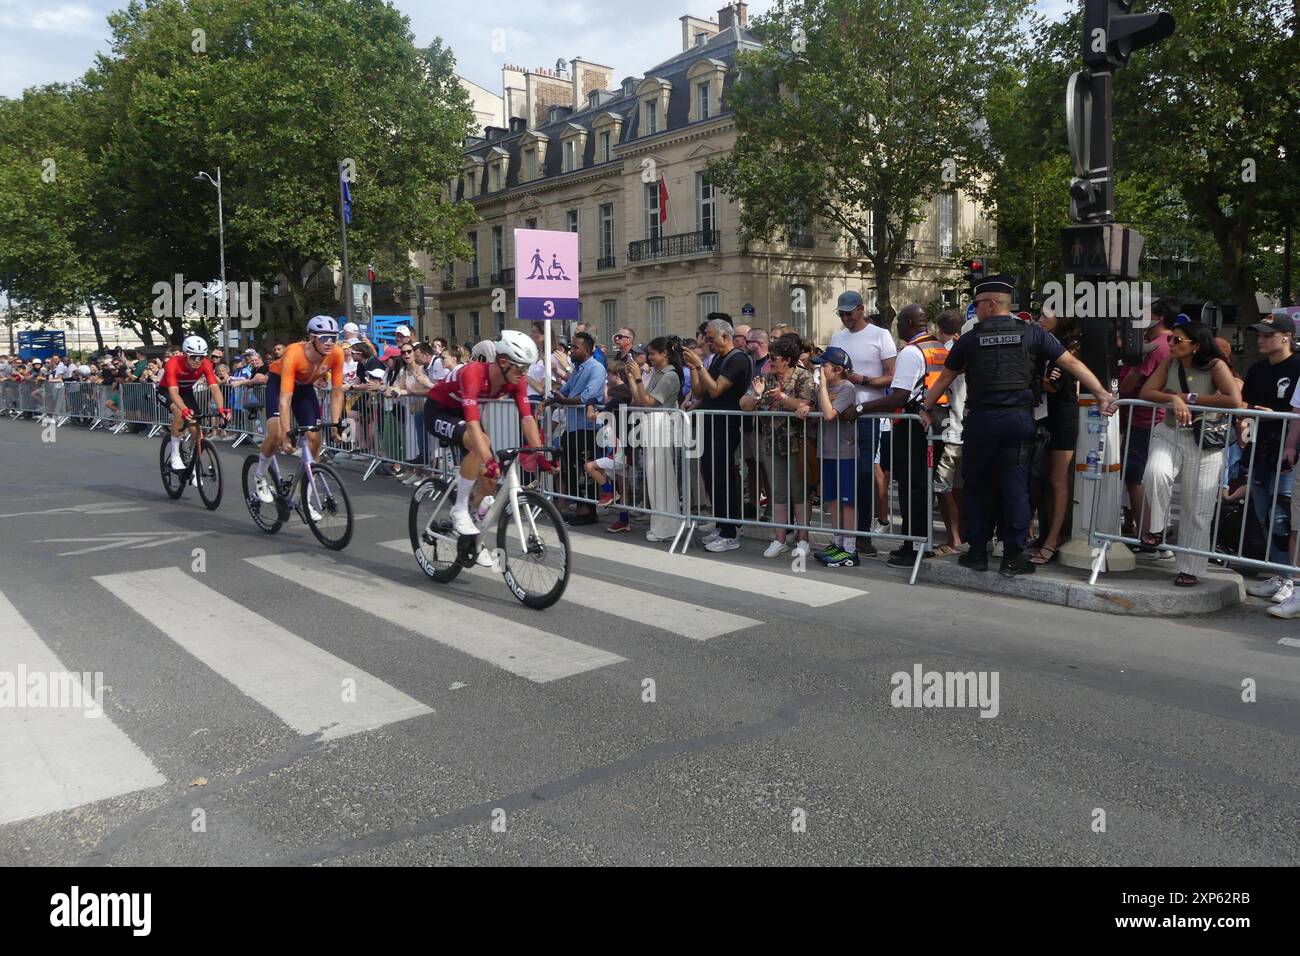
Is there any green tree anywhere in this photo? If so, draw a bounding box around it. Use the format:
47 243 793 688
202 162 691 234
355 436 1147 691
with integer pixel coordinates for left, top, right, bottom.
707 0 1032 321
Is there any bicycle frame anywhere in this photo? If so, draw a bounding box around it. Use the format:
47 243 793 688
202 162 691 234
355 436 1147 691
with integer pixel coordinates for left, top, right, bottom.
420 456 540 557
266 432 321 519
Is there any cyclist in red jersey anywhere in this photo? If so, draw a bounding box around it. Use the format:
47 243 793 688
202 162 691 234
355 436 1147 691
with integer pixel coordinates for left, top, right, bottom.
424 330 547 552
252 315 346 503
159 336 229 470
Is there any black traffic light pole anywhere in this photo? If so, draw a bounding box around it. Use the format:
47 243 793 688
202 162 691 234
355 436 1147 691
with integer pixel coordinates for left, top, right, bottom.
1064 0 1175 386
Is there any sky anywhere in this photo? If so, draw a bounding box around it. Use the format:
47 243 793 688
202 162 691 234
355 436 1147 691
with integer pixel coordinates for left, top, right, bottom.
0 0 1077 101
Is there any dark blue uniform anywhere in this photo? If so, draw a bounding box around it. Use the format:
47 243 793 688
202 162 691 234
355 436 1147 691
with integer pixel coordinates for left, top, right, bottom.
946 316 1064 553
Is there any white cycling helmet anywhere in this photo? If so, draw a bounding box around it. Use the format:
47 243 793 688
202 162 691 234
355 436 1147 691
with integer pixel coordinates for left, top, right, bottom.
494 328 538 368
182 335 209 357
470 340 498 363
306 314 339 336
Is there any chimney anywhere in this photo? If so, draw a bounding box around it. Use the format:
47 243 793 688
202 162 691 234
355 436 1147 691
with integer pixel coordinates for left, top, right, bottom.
717 3 734 30
735 1 748 27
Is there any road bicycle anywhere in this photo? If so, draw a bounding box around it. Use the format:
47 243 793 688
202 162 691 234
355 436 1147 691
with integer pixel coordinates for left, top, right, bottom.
241 420 354 550
159 411 224 510
408 446 570 609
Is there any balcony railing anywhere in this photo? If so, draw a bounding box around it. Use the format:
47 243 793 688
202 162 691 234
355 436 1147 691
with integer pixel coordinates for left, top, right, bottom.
489 268 514 285
466 274 480 288
786 233 815 248
628 229 720 263
597 255 617 270
442 277 455 291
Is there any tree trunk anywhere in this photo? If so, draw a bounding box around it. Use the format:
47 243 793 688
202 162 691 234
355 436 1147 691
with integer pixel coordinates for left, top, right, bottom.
85 299 105 353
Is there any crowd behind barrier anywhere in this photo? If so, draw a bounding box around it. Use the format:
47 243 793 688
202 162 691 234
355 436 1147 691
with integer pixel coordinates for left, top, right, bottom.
8 331 1300 613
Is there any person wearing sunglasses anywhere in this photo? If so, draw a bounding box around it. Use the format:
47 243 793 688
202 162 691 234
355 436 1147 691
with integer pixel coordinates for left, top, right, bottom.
1138 319 1244 587
252 315 346 503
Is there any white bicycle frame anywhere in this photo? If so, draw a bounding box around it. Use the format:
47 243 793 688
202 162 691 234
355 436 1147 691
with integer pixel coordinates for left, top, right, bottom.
421 454 544 560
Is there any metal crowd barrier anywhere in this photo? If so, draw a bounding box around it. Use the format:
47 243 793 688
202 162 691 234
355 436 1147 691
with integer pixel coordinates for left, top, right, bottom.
1088 399 1300 585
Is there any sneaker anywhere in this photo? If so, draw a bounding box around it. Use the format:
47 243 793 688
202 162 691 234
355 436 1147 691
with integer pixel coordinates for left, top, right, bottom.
697 522 717 535
859 540 878 557
607 519 631 533
700 528 722 544
646 531 673 543
306 502 323 522
958 549 988 572
816 545 848 564
825 550 859 568
792 541 810 559
254 473 274 504
1267 593 1300 619
1248 575 1289 599
169 450 185 470
704 536 740 553
871 520 890 536
451 509 479 537
763 540 789 558
597 490 619 507
1272 579 1296 604
474 546 497 569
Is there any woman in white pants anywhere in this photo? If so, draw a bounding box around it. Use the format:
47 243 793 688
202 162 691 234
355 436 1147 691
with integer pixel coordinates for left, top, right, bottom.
625 336 684 543
1139 320 1243 586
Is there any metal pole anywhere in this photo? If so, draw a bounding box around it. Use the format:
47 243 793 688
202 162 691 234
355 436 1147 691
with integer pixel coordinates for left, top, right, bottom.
5 273 13 354
339 162 352 325
216 166 228 352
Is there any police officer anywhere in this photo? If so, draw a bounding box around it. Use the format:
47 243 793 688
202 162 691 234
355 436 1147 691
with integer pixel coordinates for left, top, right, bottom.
918 276 1117 576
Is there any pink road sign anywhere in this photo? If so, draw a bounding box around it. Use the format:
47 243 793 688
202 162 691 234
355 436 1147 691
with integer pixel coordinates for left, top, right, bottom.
515 229 580 321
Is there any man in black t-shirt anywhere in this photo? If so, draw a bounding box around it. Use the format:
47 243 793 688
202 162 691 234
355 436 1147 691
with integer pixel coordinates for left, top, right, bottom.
683 313 753 551
1240 314 1300 593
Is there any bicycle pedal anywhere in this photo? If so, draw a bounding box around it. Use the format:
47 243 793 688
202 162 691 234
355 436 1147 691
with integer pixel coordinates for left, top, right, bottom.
455 534 479 567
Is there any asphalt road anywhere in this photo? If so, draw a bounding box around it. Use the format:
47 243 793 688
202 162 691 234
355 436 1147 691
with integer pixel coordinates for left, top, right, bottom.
1 417 1297 866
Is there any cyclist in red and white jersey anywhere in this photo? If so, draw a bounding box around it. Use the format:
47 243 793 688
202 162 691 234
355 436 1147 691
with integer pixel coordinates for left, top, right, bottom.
158 336 229 470
424 330 549 551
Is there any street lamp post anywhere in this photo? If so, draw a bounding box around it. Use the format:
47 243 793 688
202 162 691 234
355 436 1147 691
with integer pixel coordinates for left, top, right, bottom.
195 168 228 351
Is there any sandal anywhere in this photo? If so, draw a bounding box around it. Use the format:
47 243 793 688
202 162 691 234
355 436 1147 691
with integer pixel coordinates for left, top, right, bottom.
1174 573 1198 587
1029 546 1058 565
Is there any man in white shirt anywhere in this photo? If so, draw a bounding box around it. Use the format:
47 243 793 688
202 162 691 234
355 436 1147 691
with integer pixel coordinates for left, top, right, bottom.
828 290 896 554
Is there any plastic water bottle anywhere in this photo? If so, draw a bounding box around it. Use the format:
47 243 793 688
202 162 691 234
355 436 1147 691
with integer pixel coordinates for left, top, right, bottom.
1084 450 1101 480
1087 404 1103 435
476 495 495 522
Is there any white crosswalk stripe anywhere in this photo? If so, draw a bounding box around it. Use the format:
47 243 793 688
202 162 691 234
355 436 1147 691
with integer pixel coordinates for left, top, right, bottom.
92 567 432 741
248 552 626 682
563 534 868 608
377 539 760 641
0 591 165 826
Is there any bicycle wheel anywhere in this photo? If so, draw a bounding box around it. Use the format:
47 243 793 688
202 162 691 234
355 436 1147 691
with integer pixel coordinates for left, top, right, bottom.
195 440 223 511
241 455 284 534
408 477 463 583
302 462 353 550
495 488 570 609
159 434 187 499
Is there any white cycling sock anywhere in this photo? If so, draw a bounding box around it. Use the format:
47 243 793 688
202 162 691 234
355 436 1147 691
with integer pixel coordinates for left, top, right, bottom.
168 437 180 454
255 452 270 476
840 535 856 551
451 474 477 515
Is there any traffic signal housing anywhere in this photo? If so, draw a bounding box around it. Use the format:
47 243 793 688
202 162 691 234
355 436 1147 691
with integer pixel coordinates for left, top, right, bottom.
965 257 987 288
1083 0 1176 70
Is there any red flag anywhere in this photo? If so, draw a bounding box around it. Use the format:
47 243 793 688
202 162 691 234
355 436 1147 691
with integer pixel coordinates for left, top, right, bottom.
367 263 377 283
658 175 669 229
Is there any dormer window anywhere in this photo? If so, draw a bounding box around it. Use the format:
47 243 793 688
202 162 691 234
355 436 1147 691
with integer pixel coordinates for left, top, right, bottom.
697 82 710 120
687 59 726 123
643 100 658 135
636 77 672 139
563 139 576 172
599 130 611 163
589 90 600 109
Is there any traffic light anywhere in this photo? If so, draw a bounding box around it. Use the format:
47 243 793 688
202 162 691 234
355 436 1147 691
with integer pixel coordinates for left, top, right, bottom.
965 257 986 287
1082 0 1176 70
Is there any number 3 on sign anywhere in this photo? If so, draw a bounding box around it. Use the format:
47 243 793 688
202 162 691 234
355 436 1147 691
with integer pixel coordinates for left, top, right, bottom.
543 301 555 318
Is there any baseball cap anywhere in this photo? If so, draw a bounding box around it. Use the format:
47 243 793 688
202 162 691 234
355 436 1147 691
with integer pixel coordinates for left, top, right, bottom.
836 291 864 312
1250 314 1296 335
395 325 412 337
366 367 386 380
631 342 648 356
810 346 853 370
343 322 360 334
32 357 42 364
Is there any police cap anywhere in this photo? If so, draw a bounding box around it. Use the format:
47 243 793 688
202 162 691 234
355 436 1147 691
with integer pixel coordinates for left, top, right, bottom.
973 274 1016 297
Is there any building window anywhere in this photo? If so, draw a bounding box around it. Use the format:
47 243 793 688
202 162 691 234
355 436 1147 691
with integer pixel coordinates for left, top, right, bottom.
599 130 611 163
645 183 662 240
566 208 579 233
599 203 614 261
491 226 503 274
643 100 657 135
648 297 666 338
468 231 479 279
488 164 498 191
563 139 577 172
525 217 537 230
698 292 719 326
446 313 456 342
469 311 480 340
494 309 506 335
601 300 619 345
524 148 536 180
696 173 715 234
697 82 710 120
790 285 810 337
937 191 955 258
